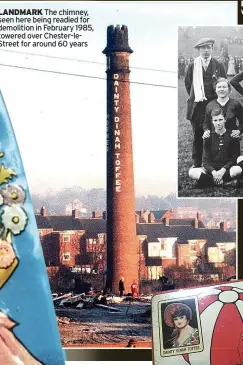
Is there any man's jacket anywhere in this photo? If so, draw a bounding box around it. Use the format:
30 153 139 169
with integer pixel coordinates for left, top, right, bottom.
230 71 243 96
185 58 226 120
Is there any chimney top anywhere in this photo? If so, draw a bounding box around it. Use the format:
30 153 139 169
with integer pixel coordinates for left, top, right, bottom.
220 221 227 231
92 211 101 219
103 25 133 55
148 212 154 223
40 206 46 217
72 209 79 219
102 211 107 220
165 217 170 227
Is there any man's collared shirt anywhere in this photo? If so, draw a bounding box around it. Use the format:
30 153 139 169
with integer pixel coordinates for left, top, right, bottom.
200 55 212 71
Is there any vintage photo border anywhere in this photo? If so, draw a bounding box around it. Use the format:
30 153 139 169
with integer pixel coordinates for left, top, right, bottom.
177 25 243 199
157 296 203 357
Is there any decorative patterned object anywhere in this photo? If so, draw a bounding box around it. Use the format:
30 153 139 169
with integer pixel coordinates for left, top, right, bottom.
0 91 65 364
152 280 243 365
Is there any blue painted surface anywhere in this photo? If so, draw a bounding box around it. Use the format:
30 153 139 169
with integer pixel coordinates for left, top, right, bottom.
0 92 65 365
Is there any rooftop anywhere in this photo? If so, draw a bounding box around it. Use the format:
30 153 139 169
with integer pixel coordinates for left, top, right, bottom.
35 213 235 246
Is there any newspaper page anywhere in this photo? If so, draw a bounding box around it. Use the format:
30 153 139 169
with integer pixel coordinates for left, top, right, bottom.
0 1 238 364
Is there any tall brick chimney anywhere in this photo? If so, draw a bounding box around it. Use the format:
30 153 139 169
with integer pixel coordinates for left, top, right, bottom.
40 206 46 217
135 214 140 224
103 25 138 295
220 221 227 231
194 218 199 229
72 209 79 218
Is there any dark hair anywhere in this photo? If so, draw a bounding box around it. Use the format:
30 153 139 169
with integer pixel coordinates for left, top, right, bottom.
213 77 231 92
172 307 192 322
126 339 136 348
211 107 225 119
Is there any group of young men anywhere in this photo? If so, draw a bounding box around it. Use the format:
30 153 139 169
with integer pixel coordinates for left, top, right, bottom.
185 37 243 188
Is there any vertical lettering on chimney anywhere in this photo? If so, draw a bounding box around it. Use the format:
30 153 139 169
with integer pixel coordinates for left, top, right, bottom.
103 25 138 294
113 73 121 192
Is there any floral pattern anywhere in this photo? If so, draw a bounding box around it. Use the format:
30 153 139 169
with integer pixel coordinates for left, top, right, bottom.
0 240 16 269
2 206 27 235
1 184 26 206
0 150 28 288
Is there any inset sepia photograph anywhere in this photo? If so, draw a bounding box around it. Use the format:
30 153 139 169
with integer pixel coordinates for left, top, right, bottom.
178 26 243 197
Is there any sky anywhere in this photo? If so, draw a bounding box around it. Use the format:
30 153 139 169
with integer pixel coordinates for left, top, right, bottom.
0 1 237 196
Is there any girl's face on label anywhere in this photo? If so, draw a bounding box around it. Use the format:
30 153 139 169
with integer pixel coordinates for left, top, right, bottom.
173 315 188 329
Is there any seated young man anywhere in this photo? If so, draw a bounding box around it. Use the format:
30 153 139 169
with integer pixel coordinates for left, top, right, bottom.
189 107 243 187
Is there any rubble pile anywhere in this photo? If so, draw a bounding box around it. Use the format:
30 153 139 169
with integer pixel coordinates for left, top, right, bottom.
54 292 125 311
53 291 152 346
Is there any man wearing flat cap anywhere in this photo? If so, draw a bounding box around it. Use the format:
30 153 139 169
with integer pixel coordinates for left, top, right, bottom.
185 38 226 167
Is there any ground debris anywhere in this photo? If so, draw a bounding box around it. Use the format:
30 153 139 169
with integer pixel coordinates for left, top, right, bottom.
56 316 71 325
95 303 122 312
132 308 151 323
54 291 129 310
56 300 152 346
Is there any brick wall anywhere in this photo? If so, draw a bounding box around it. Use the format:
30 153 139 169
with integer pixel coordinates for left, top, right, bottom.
40 231 85 267
177 244 191 266
162 258 177 268
41 232 59 266
38 228 53 241
59 231 84 267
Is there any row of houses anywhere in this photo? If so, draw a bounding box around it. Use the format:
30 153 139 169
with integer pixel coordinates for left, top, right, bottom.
36 207 236 290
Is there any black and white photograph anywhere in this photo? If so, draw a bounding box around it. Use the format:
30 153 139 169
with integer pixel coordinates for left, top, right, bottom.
178 26 243 197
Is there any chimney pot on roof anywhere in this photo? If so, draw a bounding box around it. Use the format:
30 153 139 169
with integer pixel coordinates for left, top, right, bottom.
72 209 79 219
40 206 46 217
148 212 154 223
220 221 227 231
165 217 170 226
102 211 107 220
196 212 201 220
92 211 100 218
